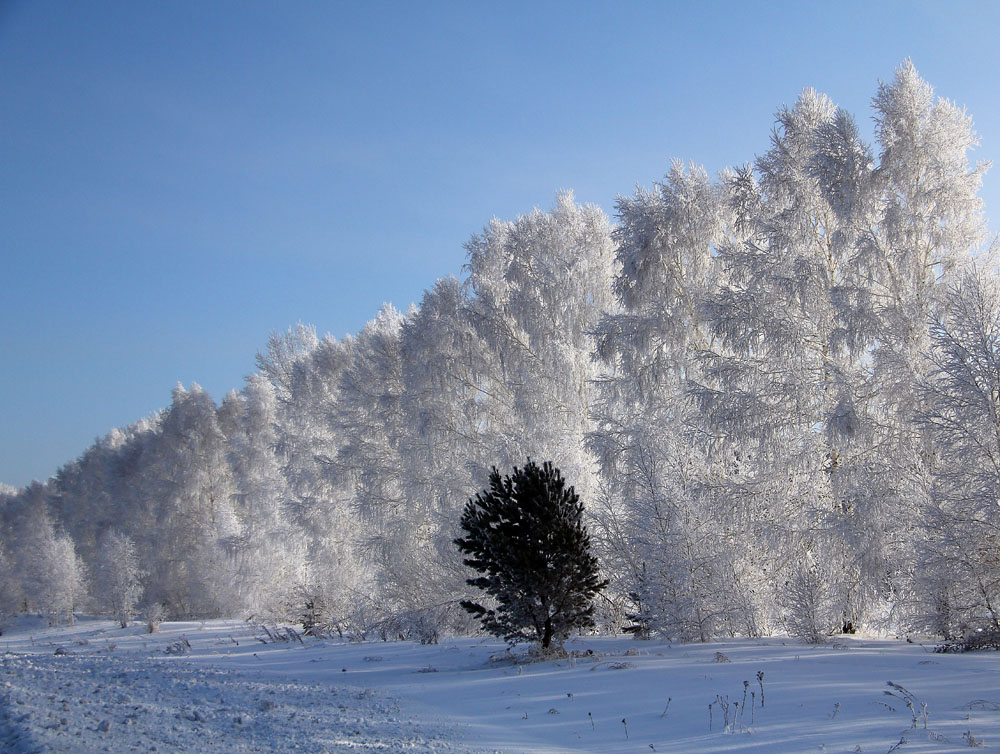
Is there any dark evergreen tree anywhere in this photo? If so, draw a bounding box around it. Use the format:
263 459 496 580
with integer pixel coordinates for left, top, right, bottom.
455 460 607 650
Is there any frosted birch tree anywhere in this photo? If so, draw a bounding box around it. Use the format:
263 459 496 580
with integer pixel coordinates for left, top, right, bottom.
16 505 85 626
464 192 616 503
721 89 872 634
590 162 748 638
864 61 989 596
0 538 19 631
95 529 143 627
397 277 498 630
915 265 1000 636
141 384 240 617
328 304 416 627
222 375 305 619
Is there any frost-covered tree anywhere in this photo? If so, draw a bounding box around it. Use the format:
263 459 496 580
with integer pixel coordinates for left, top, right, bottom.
915 265 1000 636
141 384 240 617
590 162 746 638
254 326 377 635
26 525 84 626
45 533 86 626
330 305 413 624
220 375 305 619
695 88 885 636
336 307 408 521
850 61 988 633
586 63 988 641
91 417 163 549
455 460 606 650
2 483 83 625
867 61 987 414
0 486 22 627
464 192 616 503
0 538 21 631
96 529 143 627
255 323 320 403
688 65 986 637
396 277 498 631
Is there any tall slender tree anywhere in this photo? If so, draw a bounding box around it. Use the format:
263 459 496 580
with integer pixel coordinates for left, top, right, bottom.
915 265 1000 636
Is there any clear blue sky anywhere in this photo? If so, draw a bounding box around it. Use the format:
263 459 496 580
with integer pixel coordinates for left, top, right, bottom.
2 1 999 489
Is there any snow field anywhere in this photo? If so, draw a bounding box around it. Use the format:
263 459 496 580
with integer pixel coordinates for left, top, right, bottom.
0 619 474 754
2 618 1000 753
0 653 466 753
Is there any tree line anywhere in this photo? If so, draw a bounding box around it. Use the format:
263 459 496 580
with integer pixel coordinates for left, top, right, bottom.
1 62 997 642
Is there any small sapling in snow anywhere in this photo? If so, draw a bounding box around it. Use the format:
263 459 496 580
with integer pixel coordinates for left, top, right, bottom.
660 697 672 717
622 718 629 739
757 671 765 707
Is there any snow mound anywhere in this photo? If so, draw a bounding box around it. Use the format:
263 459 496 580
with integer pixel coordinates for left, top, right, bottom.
0 651 473 753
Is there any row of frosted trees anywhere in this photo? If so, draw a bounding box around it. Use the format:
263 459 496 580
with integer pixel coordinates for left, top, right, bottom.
2 62 999 642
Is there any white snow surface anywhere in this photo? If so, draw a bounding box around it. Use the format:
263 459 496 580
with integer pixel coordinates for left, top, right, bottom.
2 618 1000 753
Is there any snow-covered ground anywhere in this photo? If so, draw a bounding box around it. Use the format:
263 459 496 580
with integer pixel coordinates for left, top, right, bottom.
2 618 999 753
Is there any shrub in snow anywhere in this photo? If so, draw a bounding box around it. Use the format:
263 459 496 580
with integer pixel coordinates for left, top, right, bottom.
299 592 327 637
936 628 1000 653
782 558 838 643
0 540 21 633
96 530 143 628
455 460 607 650
144 602 166 633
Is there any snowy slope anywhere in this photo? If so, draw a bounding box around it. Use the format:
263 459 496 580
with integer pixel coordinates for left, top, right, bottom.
2 618 1000 753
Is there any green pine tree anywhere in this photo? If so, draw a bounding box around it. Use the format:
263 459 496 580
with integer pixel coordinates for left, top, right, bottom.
455 460 607 650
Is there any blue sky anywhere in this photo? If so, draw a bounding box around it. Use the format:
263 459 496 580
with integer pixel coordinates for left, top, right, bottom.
2 1 999 488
